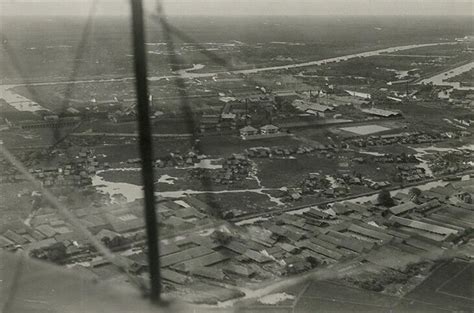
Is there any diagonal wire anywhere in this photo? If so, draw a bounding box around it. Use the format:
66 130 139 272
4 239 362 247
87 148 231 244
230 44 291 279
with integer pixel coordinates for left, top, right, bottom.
60 0 100 111
152 0 274 218
0 34 46 106
148 11 267 91
49 0 100 149
155 2 198 142
0 0 148 294
1 251 25 313
1 0 100 150
0 144 148 294
154 1 222 214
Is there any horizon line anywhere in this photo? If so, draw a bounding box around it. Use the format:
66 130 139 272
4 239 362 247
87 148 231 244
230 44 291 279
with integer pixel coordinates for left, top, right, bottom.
2 13 474 18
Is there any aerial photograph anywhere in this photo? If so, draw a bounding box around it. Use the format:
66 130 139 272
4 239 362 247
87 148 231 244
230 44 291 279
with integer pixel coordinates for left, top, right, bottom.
0 0 473 312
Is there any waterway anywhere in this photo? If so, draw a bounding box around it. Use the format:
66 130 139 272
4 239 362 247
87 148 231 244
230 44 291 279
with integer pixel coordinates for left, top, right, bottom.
0 42 457 111
419 61 474 90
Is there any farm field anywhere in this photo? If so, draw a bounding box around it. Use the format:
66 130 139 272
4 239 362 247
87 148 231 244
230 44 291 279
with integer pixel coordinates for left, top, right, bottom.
340 124 391 135
436 262 474 300
402 259 474 310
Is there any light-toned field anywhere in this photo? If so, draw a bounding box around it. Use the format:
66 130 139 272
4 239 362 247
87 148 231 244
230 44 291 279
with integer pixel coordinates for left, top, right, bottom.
340 124 390 135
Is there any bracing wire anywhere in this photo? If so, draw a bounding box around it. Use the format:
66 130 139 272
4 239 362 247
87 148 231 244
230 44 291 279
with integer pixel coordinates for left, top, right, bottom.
0 34 46 106
153 1 223 215
0 145 148 293
0 1 100 150
1 0 270 301
1 251 25 313
0 0 149 297
60 0 100 111
149 9 268 90
50 0 100 149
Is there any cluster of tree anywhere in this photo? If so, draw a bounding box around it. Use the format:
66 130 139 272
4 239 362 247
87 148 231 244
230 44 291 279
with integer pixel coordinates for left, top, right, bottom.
30 242 67 264
377 189 395 207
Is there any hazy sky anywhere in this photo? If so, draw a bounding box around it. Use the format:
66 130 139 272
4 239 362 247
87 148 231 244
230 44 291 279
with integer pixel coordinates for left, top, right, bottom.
1 0 473 16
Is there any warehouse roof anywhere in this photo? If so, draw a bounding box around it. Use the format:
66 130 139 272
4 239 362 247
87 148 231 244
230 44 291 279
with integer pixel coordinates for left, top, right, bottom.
361 108 400 117
388 201 417 215
389 215 458 235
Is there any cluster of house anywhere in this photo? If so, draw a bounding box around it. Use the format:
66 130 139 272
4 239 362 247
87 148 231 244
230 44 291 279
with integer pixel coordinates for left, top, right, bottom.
189 154 251 186
396 165 431 183
0 157 21 184
3 110 81 130
299 174 335 196
199 114 239 133
154 151 200 168
429 150 474 176
291 99 335 117
243 144 333 159
292 172 392 202
199 95 276 134
345 131 470 148
0 196 214 269
239 124 283 139
107 100 163 124
2 149 105 187
146 178 474 297
367 153 419 164
108 110 136 123
360 108 401 118
125 151 206 169
2 176 473 302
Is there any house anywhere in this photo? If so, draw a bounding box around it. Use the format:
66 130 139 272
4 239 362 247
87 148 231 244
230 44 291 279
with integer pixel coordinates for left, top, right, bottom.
304 208 336 220
172 251 228 273
161 268 191 284
243 249 272 263
292 99 334 114
388 201 417 215
346 224 393 243
239 125 258 138
191 267 226 281
260 124 279 135
296 240 343 260
160 246 214 267
3 230 28 245
361 108 401 118
388 215 459 239
223 264 256 277
0 235 15 249
199 114 221 132
345 90 372 99
285 257 312 274
454 192 472 204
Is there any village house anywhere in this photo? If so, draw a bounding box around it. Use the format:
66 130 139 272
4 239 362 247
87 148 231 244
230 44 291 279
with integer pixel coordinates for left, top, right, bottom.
259 124 279 135
239 125 258 138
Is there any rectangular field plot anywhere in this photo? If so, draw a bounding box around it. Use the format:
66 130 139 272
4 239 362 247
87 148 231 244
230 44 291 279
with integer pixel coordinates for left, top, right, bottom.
437 262 474 300
403 260 474 310
340 124 390 135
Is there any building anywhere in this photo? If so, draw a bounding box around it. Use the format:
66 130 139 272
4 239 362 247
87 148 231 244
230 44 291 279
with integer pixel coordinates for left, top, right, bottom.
292 99 334 116
388 215 458 240
7 116 81 129
388 201 417 215
259 124 279 135
239 125 258 138
345 90 372 99
361 108 401 118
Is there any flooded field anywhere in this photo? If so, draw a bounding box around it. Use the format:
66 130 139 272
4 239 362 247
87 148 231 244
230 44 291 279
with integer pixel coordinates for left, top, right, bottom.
0 85 47 112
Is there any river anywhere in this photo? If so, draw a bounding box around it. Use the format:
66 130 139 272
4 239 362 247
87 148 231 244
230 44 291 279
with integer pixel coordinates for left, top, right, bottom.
419 61 474 90
0 42 457 111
